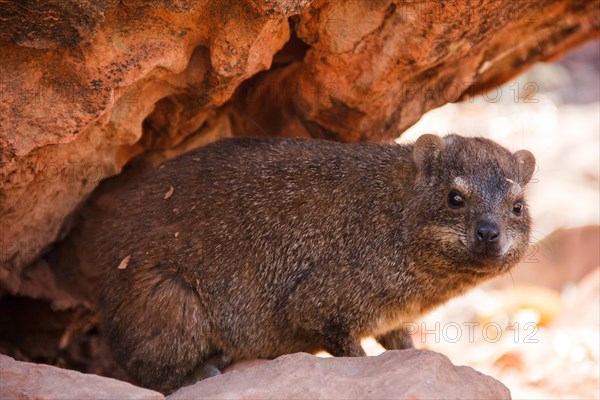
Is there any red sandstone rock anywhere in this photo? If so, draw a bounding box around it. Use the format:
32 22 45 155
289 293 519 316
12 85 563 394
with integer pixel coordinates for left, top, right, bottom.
0 0 303 290
294 0 599 142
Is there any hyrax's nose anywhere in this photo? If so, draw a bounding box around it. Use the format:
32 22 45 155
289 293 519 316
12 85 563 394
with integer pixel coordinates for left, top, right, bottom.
476 222 500 243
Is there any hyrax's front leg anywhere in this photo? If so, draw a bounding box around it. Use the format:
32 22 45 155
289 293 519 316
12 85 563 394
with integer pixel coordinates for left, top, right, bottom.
321 321 366 357
376 326 415 350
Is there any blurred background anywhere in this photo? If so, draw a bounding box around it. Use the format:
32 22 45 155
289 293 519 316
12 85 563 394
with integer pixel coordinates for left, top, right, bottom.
364 39 599 400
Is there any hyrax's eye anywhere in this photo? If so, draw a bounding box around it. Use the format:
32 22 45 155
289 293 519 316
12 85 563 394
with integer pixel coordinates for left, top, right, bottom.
447 190 465 209
512 200 523 215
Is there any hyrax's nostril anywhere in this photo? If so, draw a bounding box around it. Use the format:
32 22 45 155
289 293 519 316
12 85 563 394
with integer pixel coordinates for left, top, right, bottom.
476 224 500 243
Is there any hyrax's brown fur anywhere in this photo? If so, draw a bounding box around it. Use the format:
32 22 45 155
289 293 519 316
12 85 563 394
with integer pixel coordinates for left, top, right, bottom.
97 134 536 393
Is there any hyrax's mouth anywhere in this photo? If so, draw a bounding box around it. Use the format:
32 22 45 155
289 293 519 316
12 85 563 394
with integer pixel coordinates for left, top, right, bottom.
466 235 516 271
470 244 504 260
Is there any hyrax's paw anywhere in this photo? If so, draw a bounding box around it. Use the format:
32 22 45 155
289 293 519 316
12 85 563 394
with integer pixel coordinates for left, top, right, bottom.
201 364 221 378
376 327 415 350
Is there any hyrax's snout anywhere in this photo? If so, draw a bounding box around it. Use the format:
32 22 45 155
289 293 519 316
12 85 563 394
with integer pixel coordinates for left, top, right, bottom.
475 220 500 243
471 218 504 258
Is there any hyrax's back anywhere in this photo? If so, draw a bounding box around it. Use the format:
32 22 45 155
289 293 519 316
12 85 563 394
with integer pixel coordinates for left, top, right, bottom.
97 135 535 393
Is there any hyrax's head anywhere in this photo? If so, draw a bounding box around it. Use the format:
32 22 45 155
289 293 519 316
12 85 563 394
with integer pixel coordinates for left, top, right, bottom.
409 133 536 273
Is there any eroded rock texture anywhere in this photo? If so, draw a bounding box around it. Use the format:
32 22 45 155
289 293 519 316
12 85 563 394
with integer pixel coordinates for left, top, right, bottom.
0 0 307 292
0 0 598 378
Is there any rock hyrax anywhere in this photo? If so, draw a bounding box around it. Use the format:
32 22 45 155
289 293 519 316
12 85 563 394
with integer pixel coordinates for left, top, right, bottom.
96 134 536 393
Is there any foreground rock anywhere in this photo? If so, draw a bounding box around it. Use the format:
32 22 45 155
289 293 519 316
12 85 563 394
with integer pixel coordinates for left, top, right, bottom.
0 354 163 400
169 350 511 400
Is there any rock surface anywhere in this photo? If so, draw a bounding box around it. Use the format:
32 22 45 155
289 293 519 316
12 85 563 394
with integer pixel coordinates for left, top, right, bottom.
168 350 511 400
0 354 163 400
0 0 304 290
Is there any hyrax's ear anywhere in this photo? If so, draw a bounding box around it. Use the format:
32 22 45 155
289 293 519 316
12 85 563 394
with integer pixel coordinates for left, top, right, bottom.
514 149 536 185
413 134 445 170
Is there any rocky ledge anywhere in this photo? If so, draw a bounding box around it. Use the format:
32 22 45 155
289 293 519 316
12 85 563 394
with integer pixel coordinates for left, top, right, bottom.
0 350 511 399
